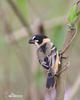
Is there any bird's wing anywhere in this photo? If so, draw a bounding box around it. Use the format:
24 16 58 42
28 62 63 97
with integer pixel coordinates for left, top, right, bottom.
38 44 57 71
39 56 50 70
37 42 59 72
47 44 59 74
53 51 59 74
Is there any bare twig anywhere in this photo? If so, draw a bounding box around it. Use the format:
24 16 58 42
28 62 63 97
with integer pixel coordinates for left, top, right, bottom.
7 0 32 36
61 26 77 55
61 0 80 55
56 62 69 76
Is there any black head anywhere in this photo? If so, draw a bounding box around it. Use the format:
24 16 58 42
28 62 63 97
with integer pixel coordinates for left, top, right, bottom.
28 34 48 45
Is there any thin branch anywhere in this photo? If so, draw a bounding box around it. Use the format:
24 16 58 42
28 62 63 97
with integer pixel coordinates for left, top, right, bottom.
56 62 69 76
61 26 77 55
7 0 32 36
61 0 80 55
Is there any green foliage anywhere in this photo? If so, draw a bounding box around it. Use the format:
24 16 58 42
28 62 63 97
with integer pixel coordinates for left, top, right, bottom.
76 10 80 16
16 0 28 21
68 3 80 24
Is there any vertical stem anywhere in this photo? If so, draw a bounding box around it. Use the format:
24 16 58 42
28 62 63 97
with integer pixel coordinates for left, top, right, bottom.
55 28 76 100
55 1 80 99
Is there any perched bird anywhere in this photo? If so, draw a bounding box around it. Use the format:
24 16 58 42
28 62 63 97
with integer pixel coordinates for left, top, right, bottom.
28 34 61 89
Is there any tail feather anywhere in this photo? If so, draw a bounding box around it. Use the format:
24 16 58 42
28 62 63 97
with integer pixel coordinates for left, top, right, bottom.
46 72 55 89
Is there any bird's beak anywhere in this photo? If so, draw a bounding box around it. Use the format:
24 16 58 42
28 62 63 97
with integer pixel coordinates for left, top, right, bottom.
28 38 35 44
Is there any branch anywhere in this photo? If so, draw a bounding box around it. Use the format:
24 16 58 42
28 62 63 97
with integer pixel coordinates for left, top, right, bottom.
61 18 80 55
55 1 80 100
61 26 77 55
7 0 32 36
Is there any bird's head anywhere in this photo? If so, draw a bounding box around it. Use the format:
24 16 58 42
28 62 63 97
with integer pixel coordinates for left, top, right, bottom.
28 34 50 47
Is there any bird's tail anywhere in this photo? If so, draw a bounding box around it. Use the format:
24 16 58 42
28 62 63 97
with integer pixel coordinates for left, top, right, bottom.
46 72 55 89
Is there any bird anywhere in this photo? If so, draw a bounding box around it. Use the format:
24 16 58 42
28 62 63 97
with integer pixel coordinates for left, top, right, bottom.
28 34 61 89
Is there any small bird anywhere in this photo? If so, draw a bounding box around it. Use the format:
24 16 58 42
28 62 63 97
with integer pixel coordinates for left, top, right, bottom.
28 34 61 89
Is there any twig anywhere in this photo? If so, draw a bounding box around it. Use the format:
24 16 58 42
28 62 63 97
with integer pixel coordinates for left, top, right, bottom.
61 0 80 55
7 0 32 36
56 62 69 76
61 26 77 55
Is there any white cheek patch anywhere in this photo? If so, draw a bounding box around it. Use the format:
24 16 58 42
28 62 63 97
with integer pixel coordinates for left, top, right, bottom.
35 40 39 43
35 42 39 47
35 40 39 47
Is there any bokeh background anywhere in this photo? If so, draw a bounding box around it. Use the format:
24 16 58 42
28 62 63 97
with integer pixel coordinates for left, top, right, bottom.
0 0 80 100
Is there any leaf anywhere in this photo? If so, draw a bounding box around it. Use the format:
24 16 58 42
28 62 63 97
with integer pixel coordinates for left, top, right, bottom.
16 0 28 21
68 3 78 24
76 10 80 16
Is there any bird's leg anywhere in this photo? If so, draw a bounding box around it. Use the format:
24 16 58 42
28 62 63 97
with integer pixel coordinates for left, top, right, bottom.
56 62 70 76
58 54 68 67
59 51 68 60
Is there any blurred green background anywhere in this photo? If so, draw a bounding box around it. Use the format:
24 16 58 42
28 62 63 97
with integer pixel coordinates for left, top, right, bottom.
0 0 80 100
